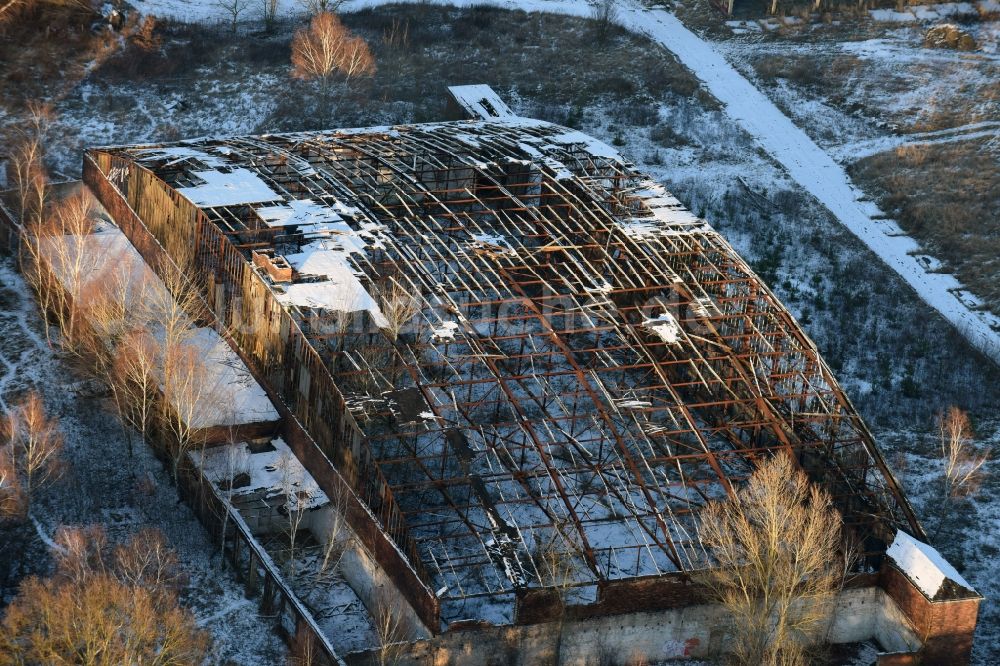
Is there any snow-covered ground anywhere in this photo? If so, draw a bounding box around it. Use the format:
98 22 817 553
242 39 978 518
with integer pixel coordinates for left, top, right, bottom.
5 0 999 659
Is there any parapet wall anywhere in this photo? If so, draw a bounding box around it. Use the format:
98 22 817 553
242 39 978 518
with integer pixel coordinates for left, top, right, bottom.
344 585 921 666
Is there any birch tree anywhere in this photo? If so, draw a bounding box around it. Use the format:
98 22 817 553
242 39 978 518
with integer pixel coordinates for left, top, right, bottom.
291 11 375 124
0 526 209 663
1 391 64 516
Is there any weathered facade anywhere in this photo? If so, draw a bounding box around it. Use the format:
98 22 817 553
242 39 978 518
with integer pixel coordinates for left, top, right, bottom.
82 88 979 663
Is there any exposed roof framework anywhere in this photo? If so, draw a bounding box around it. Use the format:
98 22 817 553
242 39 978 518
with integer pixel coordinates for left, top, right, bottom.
100 116 920 623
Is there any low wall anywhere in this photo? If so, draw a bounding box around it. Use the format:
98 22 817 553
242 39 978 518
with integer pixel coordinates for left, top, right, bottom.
344 585 921 666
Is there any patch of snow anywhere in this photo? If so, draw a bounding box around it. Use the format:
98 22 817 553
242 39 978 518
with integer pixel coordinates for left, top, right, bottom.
194 437 329 511
132 145 228 168
177 168 281 208
431 321 460 342
277 236 388 328
886 530 976 598
470 232 518 256
642 312 682 344
168 327 280 428
257 199 350 229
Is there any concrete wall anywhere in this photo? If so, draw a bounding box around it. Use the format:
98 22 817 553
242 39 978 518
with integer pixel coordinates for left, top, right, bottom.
343 586 920 666
308 504 432 642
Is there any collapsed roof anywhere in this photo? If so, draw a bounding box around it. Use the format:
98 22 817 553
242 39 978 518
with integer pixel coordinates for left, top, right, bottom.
91 93 921 623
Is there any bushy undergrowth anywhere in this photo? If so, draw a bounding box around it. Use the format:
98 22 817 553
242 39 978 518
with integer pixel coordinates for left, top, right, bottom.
850 141 1000 311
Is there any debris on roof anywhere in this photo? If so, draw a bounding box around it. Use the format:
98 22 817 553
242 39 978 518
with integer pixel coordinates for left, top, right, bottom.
448 84 517 121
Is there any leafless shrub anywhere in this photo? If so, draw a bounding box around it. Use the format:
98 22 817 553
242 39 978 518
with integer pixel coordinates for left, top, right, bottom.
261 0 279 31
590 0 619 42
692 454 843 666
382 17 409 50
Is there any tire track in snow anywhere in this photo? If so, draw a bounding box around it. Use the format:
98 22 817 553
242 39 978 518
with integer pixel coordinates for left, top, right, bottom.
604 5 1000 365
830 120 1000 162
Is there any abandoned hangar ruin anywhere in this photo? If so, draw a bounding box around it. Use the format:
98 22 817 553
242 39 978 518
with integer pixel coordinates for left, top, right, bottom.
79 86 979 664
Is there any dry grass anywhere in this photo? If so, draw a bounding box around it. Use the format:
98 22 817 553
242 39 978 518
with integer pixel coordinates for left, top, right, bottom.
850 140 1000 311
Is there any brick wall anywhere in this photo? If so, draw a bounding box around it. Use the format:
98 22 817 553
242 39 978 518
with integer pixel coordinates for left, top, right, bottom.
879 564 981 665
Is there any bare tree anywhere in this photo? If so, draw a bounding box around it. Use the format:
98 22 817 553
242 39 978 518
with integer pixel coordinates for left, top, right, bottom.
0 0 27 24
109 327 161 460
529 523 580 664
75 248 147 375
378 278 421 342
371 589 408 666
0 526 209 663
297 0 344 15
2 392 64 516
217 442 251 552
160 340 218 486
931 407 989 537
291 11 376 123
315 481 350 582
277 448 309 575
6 102 52 226
692 454 843 666
0 446 24 522
261 0 279 31
21 189 99 348
216 0 249 33
939 406 988 500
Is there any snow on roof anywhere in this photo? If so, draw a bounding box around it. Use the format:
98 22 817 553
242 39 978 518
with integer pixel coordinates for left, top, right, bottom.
177 168 281 208
257 199 346 228
448 84 517 121
885 530 976 599
642 312 682 344
132 145 227 168
276 235 389 328
193 437 329 511
165 327 280 429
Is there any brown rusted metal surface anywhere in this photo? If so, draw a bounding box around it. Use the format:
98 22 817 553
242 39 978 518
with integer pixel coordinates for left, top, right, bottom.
84 115 922 627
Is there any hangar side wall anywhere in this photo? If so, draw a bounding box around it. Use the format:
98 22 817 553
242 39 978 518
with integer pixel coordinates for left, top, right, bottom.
83 152 440 632
343 586 920 666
